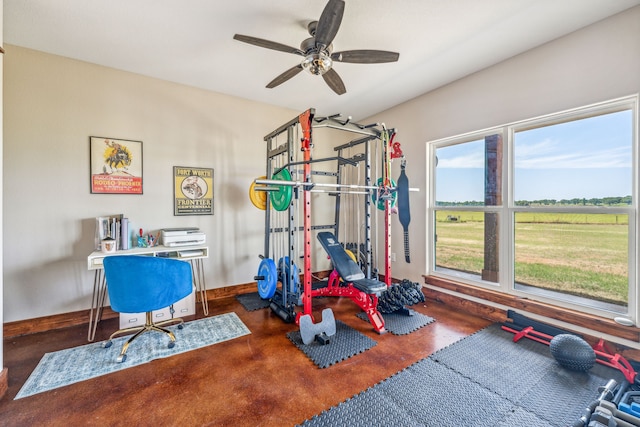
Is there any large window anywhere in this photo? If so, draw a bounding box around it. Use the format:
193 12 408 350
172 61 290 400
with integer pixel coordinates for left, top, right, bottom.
428 97 637 319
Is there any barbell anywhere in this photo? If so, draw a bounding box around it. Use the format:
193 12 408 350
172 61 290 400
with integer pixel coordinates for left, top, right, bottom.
249 175 418 210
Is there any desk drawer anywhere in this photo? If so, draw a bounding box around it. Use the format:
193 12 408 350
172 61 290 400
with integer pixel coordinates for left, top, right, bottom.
119 290 195 329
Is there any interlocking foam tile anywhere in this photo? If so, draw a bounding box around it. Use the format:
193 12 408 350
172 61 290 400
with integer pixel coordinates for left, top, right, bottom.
287 320 377 369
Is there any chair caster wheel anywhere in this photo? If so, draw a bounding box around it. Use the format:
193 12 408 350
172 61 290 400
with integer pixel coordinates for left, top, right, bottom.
116 354 126 363
103 340 112 349
168 341 175 349
178 324 184 329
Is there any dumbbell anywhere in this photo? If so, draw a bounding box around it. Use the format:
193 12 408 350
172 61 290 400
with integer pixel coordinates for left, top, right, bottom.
574 380 619 427
591 402 640 427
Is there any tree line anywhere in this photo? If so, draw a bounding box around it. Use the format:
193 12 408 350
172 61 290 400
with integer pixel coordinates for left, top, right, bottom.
438 195 632 207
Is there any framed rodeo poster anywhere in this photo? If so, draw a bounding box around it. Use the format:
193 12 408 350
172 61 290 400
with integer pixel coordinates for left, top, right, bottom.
90 136 143 194
173 166 214 216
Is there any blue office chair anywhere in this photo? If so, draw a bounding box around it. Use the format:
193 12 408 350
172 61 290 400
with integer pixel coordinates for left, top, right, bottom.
102 255 193 362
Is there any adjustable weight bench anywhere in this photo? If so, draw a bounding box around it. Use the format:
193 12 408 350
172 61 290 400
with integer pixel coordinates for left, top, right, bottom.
313 232 387 333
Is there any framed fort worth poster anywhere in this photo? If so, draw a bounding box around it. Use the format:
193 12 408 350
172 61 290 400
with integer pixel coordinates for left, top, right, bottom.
173 166 214 215
90 136 143 194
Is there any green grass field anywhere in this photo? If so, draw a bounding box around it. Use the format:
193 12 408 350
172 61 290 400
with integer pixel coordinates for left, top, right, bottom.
436 211 629 224
435 211 629 305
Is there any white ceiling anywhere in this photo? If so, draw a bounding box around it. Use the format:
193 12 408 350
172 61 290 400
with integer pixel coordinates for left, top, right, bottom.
5 0 640 120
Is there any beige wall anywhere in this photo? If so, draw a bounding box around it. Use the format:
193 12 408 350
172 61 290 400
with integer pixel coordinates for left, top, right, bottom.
3 46 302 322
3 6 639 324
1 0 5 367
367 6 640 286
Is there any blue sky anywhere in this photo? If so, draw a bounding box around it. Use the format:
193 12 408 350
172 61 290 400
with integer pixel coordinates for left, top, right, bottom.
435 110 633 203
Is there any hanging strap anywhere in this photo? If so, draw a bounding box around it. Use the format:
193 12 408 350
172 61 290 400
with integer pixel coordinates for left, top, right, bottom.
397 159 411 263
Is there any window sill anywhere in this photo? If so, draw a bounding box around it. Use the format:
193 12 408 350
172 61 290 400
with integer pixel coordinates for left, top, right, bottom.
423 275 640 344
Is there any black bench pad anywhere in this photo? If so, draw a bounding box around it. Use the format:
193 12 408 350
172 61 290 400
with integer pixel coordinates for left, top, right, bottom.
352 278 387 295
317 232 365 282
317 232 387 295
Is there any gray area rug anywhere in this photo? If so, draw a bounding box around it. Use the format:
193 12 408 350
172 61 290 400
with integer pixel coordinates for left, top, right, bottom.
357 311 435 335
16 312 251 399
288 320 377 369
299 323 625 426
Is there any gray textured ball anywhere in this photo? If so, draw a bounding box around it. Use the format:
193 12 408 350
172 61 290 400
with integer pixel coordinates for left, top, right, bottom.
550 334 596 372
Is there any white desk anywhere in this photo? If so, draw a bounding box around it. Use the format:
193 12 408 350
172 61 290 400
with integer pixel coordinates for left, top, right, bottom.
87 245 209 341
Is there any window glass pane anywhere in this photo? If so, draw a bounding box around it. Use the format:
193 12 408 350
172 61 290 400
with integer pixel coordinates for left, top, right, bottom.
514 212 628 312
435 139 486 206
514 110 632 205
434 210 499 282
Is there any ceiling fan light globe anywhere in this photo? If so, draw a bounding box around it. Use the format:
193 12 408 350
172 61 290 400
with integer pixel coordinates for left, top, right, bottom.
301 52 332 76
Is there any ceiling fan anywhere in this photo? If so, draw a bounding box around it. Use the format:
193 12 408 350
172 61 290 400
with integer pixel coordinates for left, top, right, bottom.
233 0 399 95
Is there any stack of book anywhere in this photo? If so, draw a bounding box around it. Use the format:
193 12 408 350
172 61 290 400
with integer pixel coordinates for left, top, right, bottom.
95 214 130 251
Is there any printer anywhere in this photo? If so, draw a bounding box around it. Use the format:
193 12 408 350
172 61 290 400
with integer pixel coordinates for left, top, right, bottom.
161 227 206 247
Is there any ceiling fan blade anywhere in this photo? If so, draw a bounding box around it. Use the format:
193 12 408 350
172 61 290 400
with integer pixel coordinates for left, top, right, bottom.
331 50 400 64
322 68 346 95
234 34 304 56
314 0 345 48
266 65 304 88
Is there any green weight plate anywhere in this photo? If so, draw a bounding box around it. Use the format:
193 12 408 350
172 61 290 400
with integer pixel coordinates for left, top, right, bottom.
270 168 292 211
371 177 397 211
257 258 277 299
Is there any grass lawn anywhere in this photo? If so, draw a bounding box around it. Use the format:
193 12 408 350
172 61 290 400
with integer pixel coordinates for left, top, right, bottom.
435 211 628 305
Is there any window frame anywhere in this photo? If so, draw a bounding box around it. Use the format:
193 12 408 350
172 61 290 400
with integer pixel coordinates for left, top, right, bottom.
426 95 638 322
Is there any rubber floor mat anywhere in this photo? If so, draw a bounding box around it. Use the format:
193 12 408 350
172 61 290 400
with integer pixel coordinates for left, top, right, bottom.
298 323 626 426
235 292 270 311
357 311 435 335
287 320 377 369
